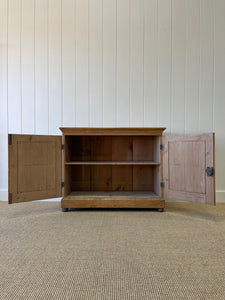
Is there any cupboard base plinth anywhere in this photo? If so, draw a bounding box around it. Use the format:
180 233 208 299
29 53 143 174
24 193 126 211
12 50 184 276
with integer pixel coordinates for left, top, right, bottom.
61 192 165 209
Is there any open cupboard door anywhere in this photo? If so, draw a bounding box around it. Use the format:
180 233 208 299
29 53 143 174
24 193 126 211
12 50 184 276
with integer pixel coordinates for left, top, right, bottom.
162 133 215 205
8 134 62 204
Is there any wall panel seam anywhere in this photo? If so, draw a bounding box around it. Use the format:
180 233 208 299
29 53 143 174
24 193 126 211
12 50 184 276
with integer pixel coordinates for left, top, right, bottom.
198 0 201 132
88 0 90 127
116 0 118 126
7 0 9 135
20 0 22 133
34 0 36 133
212 0 215 132
143 0 145 126
74 0 77 126
156 0 159 127
47 0 50 134
60 0 63 129
170 0 173 134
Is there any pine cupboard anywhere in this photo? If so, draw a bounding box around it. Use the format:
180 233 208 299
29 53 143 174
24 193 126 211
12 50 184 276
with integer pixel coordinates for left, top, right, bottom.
8 128 215 212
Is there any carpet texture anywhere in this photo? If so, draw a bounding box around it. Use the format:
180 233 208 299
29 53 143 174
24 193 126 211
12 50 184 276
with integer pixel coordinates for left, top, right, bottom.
0 201 225 300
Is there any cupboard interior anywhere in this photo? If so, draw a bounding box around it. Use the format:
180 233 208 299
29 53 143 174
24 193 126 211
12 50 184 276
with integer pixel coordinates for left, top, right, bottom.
64 165 161 194
64 136 161 199
65 135 160 162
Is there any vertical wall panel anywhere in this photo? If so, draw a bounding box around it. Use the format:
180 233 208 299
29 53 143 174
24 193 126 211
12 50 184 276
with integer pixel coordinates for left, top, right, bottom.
144 0 158 127
21 0 35 133
117 0 130 126
157 0 171 132
130 0 144 126
76 0 89 126
171 0 186 134
89 0 103 126
0 0 225 201
48 0 62 134
199 0 214 132
0 0 8 194
103 0 116 126
35 0 49 134
185 0 200 133
8 0 21 133
62 0 76 127
214 0 225 192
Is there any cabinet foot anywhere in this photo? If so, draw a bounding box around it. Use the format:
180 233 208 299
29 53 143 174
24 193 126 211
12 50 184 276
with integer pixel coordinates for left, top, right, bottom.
61 208 68 212
158 208 164 212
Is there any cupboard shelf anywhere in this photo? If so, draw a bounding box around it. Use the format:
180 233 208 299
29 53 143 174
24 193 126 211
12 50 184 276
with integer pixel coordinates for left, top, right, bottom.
64 191 161 199
64 161 160 166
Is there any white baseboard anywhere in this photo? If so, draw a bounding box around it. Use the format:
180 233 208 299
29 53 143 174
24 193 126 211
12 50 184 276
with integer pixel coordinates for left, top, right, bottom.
0 189 225 203
216 191 225 203
0 189 7 201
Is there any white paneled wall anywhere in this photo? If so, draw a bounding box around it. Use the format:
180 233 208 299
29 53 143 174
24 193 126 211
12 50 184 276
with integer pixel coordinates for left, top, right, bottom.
0 0 225 201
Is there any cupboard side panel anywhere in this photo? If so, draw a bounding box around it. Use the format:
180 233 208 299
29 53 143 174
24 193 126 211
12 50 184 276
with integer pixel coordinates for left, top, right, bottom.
154 166 161 197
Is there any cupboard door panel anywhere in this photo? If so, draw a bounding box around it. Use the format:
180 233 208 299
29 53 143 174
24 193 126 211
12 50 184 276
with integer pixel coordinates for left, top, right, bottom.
163 133 215 205
8 134 62 203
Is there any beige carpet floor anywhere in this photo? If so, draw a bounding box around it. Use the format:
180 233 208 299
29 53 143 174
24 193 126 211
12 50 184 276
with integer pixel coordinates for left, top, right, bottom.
0 201 225 300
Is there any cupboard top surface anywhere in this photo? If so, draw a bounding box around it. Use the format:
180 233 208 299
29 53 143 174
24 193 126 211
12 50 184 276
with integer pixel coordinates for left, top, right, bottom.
60 127 166 136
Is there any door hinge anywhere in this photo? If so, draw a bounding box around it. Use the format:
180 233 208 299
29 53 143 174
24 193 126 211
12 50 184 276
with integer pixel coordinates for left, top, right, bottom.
61 182 65 188
206 167 214 177
160 182 165 188
8 134 12 145
61 144 65 150
160 144 164 151
8 193 12 204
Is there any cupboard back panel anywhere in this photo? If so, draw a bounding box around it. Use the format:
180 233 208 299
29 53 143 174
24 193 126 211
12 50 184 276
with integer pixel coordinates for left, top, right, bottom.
71 165 91 191
67 165 159 193
133 136 160 162
70 165 113 192
66 136 112 161
112 137 133 161
112 166 133 191
90 136 112 161
66 136 160 162
91 166 112 191
66 136 91 161
64 134 161 195
133 166 154 191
